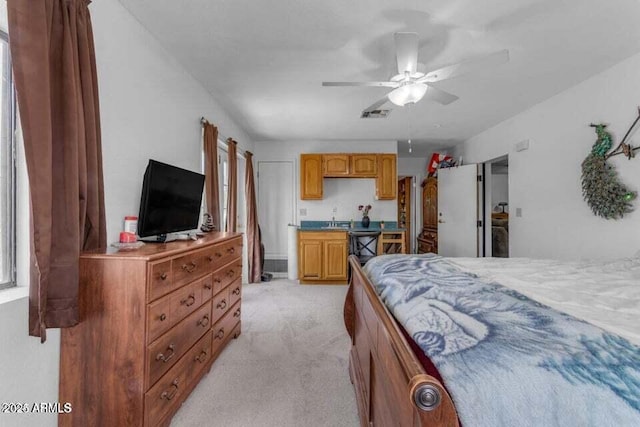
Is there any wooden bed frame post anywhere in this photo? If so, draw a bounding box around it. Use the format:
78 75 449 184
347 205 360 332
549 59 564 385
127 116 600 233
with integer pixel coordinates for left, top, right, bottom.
344 256 459 427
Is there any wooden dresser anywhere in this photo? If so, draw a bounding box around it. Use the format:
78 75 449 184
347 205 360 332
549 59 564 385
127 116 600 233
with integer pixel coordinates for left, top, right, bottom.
59 233 243 427
417 177 438 254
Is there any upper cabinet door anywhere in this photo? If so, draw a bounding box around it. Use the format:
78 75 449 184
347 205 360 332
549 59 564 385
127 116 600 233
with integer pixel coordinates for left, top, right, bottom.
323 154 350 177
375 154 397 200
300 154 323 200
350 154 377 177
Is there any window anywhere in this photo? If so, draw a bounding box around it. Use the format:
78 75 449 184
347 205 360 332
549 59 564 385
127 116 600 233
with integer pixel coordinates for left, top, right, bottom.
0 30 15 290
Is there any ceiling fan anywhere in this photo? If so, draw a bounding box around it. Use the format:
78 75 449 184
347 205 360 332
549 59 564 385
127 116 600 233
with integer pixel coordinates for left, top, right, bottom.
322 32 509 113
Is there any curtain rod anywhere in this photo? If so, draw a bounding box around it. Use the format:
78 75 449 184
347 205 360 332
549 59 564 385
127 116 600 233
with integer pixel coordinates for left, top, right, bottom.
200 116 251 158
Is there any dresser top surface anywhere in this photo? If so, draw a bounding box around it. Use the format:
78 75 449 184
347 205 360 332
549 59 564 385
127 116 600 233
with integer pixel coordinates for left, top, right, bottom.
82 232 243 261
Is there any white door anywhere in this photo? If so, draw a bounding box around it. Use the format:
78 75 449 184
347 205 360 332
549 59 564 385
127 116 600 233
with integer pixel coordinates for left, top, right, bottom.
438 165 480 257
257 161 294 262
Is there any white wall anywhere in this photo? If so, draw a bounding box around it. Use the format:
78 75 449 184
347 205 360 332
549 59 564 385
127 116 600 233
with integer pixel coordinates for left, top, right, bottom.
94 0 253 243
0 2 253 426
253 140 398 223
459 51 640 260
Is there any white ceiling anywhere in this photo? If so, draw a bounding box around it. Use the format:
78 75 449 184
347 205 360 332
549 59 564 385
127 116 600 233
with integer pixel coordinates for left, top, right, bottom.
119 0 640 156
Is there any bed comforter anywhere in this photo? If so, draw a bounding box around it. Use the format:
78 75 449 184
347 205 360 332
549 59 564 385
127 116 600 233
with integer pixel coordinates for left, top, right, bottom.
364 254 640 427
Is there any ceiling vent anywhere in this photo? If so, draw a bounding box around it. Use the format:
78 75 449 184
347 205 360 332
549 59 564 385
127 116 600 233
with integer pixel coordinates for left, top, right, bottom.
361 109 391 119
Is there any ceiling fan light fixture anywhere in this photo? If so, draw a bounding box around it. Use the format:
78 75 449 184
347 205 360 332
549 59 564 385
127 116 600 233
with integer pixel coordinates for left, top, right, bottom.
388 83 428 106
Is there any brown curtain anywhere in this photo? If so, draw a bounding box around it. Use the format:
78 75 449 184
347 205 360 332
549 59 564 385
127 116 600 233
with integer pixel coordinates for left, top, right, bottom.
244 152 261 283
8 0 107 341
203 122 221 230
225 138 237 232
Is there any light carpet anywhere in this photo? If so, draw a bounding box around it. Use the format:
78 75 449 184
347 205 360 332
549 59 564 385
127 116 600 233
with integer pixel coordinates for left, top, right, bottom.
171 279 359 427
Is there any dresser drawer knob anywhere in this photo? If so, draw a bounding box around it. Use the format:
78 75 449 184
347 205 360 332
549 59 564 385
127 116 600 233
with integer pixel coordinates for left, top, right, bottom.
159 313 167 322
156 344 175 363
214 328 225 340
160 379 179 401
232 287 240 296
204 281 212 290
194 350 208 363
217 299 227 310
181 293 196 307
198 315 210 328
226 270 235 278
227 247 235 254
181 261 197 273
213 277 222 284
207 255 214 262
160 272 168 280
215 252 222 258
233 308 241 318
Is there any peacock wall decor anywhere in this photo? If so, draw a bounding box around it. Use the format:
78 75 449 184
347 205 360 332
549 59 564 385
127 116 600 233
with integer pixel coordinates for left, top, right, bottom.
581 108 640 219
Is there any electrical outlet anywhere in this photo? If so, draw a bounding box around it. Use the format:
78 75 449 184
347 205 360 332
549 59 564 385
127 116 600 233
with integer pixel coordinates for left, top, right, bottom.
516 207 522 217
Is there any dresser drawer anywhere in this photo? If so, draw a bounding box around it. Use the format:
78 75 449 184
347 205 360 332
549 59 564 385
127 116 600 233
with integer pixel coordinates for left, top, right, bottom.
145 333 213 427
173 249 210 288
205 238 242 271
228 278 242 308
211 259 242 294
149 259 174 302
147 301 212 388
211 300 241 358
211 286 230 325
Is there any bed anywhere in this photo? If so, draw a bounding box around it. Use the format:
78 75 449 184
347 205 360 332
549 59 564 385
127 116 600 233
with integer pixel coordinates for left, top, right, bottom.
343 253 640 427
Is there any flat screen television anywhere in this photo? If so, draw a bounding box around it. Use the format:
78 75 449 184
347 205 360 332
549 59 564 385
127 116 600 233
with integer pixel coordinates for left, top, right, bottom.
137 159 205 239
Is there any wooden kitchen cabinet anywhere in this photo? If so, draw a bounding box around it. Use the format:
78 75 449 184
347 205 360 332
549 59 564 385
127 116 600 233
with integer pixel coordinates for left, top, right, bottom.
323 154 350 176
300 154 323 199
350 154 377 176
298 230 348 284
375 154 397 200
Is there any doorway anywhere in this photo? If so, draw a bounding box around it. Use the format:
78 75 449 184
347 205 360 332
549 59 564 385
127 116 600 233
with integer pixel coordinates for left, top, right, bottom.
484 156 509 257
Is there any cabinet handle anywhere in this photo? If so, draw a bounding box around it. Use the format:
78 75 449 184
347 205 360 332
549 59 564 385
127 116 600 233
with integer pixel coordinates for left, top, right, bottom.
156 344 175 363
181 261 197 273
214 328 225 340
217 299 227 310
232 287 240 296
160 379 179 400
198 315 210 328
233 308 241 318
160 272 168 280
181 293 196 307
159 313 167 322
194 350 208 363
226 269 235 278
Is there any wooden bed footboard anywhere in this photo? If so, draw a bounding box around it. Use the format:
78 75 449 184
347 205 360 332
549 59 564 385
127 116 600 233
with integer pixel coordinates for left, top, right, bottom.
344 256 459 427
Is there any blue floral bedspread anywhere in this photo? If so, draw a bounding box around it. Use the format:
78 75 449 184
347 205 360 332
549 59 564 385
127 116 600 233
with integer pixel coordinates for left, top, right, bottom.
363 254 640 427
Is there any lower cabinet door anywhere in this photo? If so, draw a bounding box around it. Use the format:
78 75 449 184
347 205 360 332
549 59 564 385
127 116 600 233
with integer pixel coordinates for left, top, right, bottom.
323 240 347 280
299 239 323 279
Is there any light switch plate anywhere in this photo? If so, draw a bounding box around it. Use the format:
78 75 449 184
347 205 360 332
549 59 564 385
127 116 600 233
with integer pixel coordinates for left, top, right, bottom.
300 208 307 216
516 207 522 217
515 139 530 152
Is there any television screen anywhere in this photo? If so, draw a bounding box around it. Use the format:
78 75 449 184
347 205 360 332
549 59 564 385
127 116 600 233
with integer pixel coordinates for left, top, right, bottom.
137 160 205 238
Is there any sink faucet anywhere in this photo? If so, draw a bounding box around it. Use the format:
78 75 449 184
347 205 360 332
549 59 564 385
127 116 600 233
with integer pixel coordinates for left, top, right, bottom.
331 216 336 227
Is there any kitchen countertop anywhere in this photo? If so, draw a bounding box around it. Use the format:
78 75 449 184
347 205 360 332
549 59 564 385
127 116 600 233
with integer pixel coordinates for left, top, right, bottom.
297 220 405 232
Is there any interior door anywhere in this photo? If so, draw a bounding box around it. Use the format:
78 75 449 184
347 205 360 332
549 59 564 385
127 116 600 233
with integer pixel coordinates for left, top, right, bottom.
258 161 295 265
437 164 480 257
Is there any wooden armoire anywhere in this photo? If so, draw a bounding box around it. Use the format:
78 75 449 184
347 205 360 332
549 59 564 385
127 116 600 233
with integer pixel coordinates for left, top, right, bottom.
417 177 438 253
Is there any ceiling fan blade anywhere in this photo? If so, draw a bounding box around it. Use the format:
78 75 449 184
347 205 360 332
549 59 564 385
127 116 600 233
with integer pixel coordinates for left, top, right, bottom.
419 49 509 83
394 32 419 75
322 81 398 87
424 84 459 105
363 96 391 113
